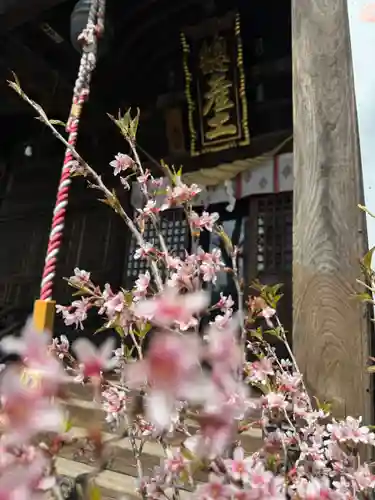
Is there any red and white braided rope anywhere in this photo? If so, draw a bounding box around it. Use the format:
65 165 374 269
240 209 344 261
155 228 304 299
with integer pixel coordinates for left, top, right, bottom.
40 96 84 300
40 0 105 301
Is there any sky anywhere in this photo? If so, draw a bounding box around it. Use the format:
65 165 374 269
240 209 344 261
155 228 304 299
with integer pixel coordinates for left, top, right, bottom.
347 0 375 249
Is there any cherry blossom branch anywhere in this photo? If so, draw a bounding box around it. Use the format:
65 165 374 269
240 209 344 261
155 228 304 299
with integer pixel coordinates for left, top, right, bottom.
123 413 144 480
11 82 164 292
128 139 170 259
275 315 313 411
129 326 143 359
231 250 245 341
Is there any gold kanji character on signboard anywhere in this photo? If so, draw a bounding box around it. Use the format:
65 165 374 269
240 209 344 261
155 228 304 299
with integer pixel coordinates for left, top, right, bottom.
199 36 230 75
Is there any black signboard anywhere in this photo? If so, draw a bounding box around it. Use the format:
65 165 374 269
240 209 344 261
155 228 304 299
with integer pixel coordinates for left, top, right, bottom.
181 12 250 156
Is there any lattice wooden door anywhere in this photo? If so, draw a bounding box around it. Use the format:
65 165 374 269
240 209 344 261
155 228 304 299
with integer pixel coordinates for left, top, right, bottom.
247 192 293 346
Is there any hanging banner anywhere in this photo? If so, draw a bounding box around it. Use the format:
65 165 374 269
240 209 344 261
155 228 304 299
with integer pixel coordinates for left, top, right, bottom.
181 12 250 157
347 1 375 248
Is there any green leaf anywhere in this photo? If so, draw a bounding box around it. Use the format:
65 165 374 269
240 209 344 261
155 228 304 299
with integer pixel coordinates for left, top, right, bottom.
264 326 282 339
363 246 375 270
130 107 140 140
94 320 115 335
181 446 195 461
250 328 263 341
313 396 332 414
50 119 66 127
71 289 88 297
63 416 73 433
354 292 373 303
138 322 152 339
176 166 183 178
114 325 124 337
216 227 233 254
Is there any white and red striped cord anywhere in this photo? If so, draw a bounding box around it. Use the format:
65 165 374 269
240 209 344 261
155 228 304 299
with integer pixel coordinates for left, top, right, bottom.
40 0 105 301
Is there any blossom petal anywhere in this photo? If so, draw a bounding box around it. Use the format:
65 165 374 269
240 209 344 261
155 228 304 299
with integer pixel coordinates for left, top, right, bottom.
99 337 116 361
146 390 174 431
0 335 25 355
185 290 210 315
72 338 98 363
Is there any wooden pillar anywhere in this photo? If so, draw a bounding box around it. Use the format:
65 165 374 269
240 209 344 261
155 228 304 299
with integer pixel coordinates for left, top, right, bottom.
292 0 372 420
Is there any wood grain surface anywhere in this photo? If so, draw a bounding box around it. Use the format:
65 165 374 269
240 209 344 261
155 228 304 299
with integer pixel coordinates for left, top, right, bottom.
292 0 372 420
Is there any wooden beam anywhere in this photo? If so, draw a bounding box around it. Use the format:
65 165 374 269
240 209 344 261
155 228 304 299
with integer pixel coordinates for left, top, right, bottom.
292 0 372 420
0 0 69 34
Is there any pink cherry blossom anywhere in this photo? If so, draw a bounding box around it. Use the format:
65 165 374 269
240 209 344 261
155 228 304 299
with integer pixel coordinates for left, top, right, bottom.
125 332 209 430
73 337 118 378
212 309 233 330
102 387 127 424
151 177 164 188
137 169 151 185
120 176 130 190
205 319 242 378
109 153 134 175
167 260 199 292
0 450 49 500
0 366 65 445
194 473 234 499
260 306 276 328
101 291 125 319
134 271 150 300
49 335 70 359
247 358 274 385
247 462 285 499
68 267 92 287
1 319 48 362
137 200 160 218
216 293 234 312
0 319 65 389
190 211 220 232
134 287 209 329
293 477 333 500
56 297 90 330
134 242 154 260
224 447 253 483
161 182 202 210
163 450 188 482
278 372 301 393
262 392 288 411
327 416 375 445
351 463 375 492
184 405 237 458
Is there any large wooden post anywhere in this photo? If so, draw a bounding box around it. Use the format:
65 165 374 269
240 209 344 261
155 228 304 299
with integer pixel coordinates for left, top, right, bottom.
292 0 372 420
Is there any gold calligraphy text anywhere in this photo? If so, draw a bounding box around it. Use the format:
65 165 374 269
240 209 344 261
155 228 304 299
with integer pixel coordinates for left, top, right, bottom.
199 36 237 141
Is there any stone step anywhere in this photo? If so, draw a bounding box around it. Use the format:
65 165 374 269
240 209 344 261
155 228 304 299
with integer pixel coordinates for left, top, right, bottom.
63 396 263 453
55 456 191 499
57 384 264 498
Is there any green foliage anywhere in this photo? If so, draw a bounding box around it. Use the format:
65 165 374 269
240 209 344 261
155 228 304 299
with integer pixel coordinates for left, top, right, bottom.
134 322 152 339
251 279 284 309
108 108 140 142
264 326 283 339
249 327 263 341
216 226 233 255
362 246 375 272
313 396 332 415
